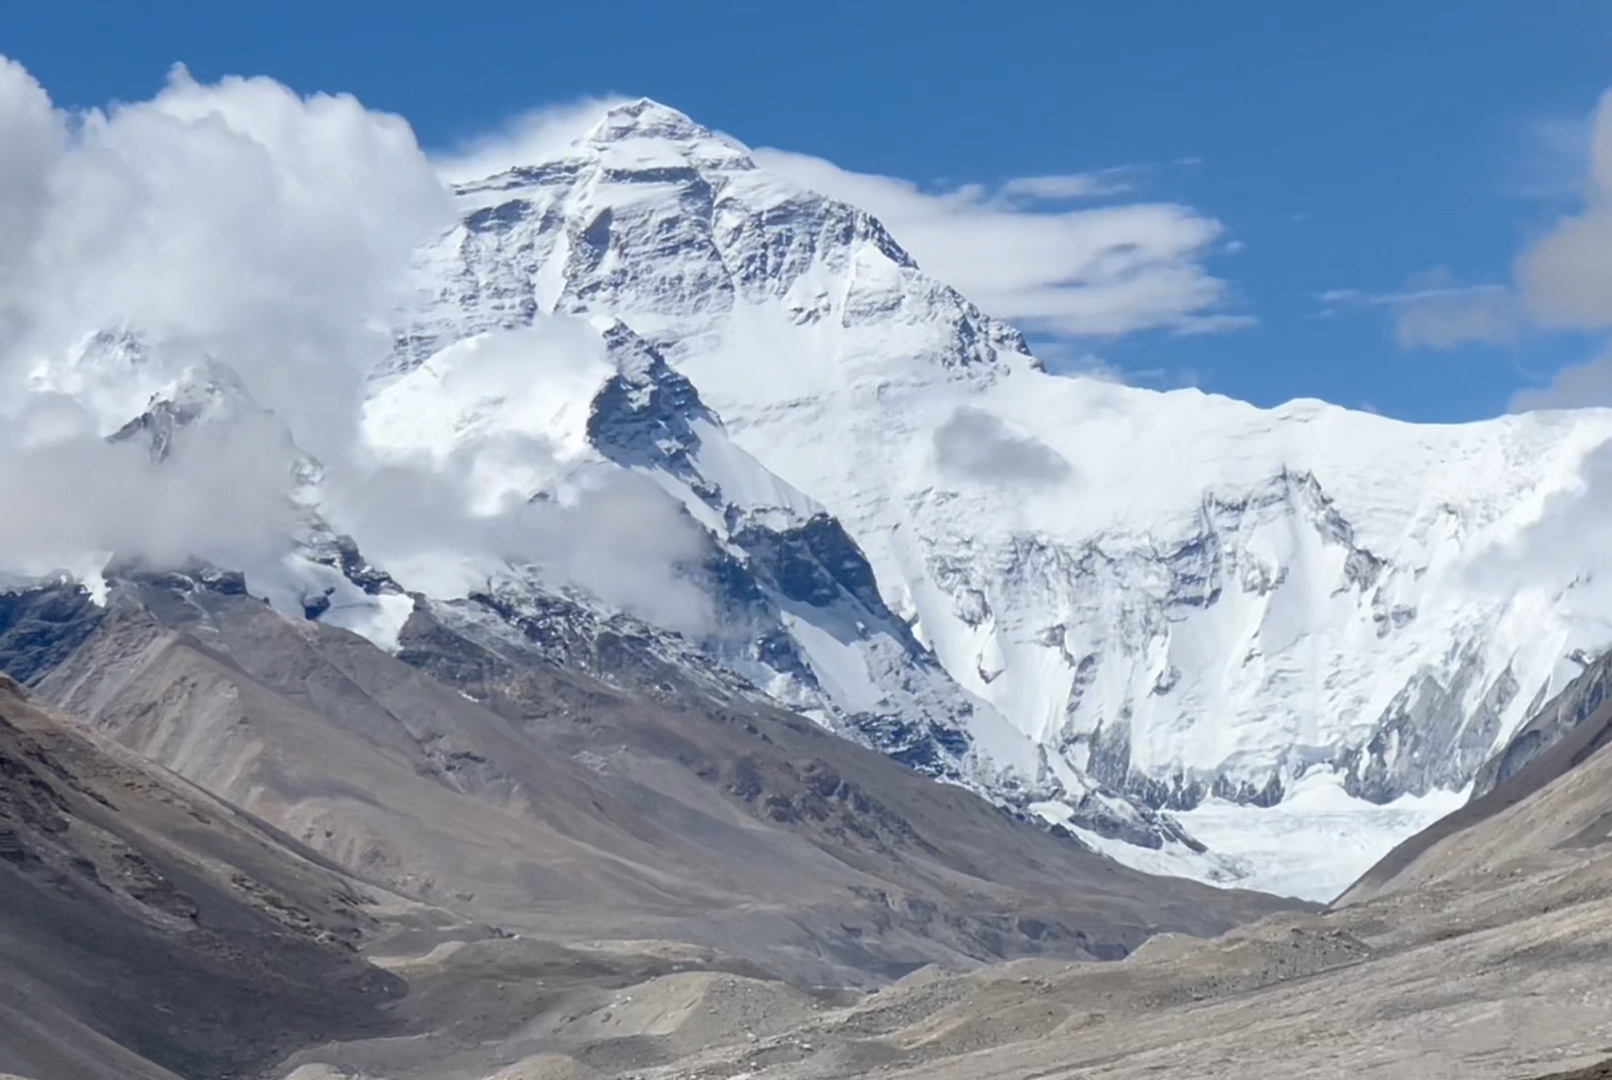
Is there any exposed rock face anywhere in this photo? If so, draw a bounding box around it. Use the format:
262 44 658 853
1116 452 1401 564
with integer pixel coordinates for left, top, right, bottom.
1470 649 1612 800
1342 644 1612 906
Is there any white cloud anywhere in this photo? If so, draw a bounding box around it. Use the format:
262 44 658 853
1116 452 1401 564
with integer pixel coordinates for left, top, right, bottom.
0 391 302 580
1509 348 1612 412
1313 269 1522 350
751 147 1240 339
339 320 717 634
1394 289 1521 350
0 59 63 360
1510 114 1592 202
995 169 1137 202
325 447 716 637
1329 89 1612 409
431 95 630 183
1506 90 1612 410
0 60 454 464
0 57 455 581
1515 90 1612 329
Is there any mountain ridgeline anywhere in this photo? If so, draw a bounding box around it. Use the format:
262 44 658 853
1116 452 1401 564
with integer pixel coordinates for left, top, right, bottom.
6 96 1612 1079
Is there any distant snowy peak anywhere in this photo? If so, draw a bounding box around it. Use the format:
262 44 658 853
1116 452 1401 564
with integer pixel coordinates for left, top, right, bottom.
582 97 753 165
395 97 1612 861
109 356 268 460
395 98 1037 395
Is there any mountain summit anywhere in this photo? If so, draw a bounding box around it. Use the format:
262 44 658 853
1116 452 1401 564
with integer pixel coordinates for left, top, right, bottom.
15 97 1612 899
379 98 1612 897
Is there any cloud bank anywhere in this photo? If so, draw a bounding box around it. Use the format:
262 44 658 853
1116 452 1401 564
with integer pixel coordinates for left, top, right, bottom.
0 57 452 582
0 60 453 459
1316 271 1522 351
1507 91 1612 410
0 60 709 633
0 391 302 582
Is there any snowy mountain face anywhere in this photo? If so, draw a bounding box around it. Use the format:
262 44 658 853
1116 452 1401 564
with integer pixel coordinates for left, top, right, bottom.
19 99 1612 900
365 311 1148 841
363 98 1612 899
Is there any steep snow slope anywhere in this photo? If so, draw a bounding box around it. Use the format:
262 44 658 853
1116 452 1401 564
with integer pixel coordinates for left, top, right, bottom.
394 98 1612 896
39 329 1162 855
365 314 1197 850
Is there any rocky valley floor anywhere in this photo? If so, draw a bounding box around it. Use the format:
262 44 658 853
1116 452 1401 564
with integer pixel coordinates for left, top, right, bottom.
0 575 1289 1079
9 576 1612 1078
260 841 1612 1080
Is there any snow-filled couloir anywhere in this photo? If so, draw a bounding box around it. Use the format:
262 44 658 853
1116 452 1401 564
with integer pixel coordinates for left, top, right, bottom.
379 98 1612 899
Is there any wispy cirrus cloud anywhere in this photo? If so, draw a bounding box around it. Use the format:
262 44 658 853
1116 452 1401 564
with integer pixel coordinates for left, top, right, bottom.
993 168 1141 203
753 147 1247 341
1314 269 1524 350
432 94 631 183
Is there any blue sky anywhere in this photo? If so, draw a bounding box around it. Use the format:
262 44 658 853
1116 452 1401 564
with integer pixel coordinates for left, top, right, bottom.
11 1 1612 421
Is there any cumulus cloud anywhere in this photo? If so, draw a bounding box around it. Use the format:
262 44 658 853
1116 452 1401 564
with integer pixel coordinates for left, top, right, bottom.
753 147 1239 338
324 441 715 636
0 61 708 636
0 59 453 463
933 406 1074 486
0 57 453 583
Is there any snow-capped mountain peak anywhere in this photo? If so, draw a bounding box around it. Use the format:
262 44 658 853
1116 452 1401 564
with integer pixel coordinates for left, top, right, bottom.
382 99 1612 898
397 96 1036 394
581 97 752 164
35 96 1612 900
